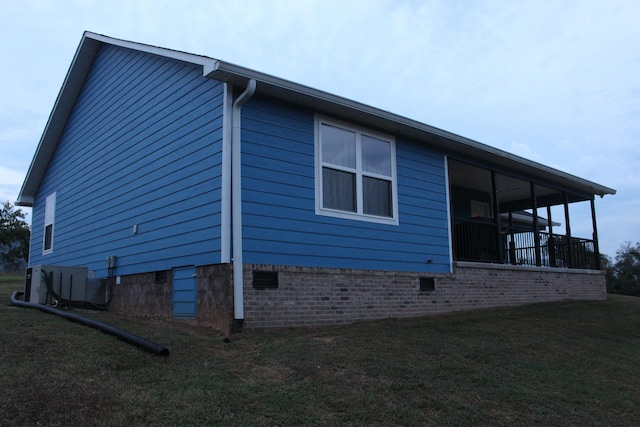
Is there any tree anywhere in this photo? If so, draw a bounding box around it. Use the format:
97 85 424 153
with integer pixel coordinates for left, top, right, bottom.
608 241 640 297
0 201 30 271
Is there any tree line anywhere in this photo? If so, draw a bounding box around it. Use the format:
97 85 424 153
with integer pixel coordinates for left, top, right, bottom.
602 242 640 296
0 201 30 271
1 200 640 295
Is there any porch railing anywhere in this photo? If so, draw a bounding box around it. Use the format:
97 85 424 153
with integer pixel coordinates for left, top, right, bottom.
453 219 597 269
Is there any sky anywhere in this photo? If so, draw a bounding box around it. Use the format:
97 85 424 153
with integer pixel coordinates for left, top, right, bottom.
0 0 638 258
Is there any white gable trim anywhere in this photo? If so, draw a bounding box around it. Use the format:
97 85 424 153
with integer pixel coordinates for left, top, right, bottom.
18 32 616 208
17 32 221 207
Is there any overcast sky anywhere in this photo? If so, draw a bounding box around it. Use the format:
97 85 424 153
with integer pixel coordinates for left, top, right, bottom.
1 0 638 258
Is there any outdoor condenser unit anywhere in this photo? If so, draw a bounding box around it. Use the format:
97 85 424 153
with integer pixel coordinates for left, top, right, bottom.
25 265 89 304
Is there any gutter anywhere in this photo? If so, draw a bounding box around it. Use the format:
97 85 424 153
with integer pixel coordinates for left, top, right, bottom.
207 61 615 198
19 33 615 207
231 78 256 332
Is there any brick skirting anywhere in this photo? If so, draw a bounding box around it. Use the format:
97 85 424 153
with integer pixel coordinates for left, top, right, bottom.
242 262 606 329
109 262 606 335
110 264 234 332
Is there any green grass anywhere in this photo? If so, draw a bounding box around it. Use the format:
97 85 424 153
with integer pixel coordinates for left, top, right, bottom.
1 273 639 426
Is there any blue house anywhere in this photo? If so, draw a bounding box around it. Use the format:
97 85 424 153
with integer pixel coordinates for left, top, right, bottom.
18 32 615 334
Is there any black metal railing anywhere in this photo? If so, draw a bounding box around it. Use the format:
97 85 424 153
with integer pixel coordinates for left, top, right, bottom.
507 232 596 269
453 219 500 263
453 219 597 269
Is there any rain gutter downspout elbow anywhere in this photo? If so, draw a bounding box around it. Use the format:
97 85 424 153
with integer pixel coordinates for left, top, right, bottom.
232 78 256 332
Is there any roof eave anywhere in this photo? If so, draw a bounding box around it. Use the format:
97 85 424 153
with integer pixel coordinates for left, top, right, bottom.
15 195 34 207
17 32 215 207
208 61 616 198
18 34 616 208
17 33 102 207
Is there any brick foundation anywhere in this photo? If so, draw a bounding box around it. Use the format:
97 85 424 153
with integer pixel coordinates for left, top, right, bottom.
109 264 233 334
108 261 606 334
242 262 606 329
110 271 172 318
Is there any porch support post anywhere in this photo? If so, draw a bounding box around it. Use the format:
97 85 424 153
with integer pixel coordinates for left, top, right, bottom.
591 198 601 269
508 212 516 265
564 192 573 268
547 205 557 267
531 182 542 266
491 171 502 263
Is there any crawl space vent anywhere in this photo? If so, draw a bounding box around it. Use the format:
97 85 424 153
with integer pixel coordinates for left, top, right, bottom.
155 271 168 284
253 271 279 289
419 277 435 291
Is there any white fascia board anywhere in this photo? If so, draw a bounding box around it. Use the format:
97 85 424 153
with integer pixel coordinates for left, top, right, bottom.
206 61 616 198
87 33 221 81
16 195 33 207
17 34 101 207
18 32 615 208
84 32 213 70
17 32 220 207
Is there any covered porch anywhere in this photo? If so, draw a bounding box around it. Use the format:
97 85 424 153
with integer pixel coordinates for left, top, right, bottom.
448 159 605 270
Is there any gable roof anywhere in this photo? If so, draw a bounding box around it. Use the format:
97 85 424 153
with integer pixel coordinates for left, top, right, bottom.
17 31 615 207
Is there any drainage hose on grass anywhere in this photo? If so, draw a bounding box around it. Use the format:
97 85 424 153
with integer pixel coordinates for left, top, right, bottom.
10 291 169 356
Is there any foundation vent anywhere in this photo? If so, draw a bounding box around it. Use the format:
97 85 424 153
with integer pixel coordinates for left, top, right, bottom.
155 271 167 284
253 271 279 289
419 277 435 292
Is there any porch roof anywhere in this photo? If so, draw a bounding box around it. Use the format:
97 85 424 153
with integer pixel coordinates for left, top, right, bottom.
18 31 616 207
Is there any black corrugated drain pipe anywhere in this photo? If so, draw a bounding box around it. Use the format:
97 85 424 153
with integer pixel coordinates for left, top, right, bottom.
10 291 169 356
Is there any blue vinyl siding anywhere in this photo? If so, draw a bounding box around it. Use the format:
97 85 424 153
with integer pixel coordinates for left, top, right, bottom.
29 44 224 277
241 95 451 273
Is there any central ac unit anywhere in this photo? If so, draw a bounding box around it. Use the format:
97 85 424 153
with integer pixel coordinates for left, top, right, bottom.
26 265 88 304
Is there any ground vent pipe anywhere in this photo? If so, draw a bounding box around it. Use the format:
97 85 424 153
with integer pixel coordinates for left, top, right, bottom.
10 291 169 356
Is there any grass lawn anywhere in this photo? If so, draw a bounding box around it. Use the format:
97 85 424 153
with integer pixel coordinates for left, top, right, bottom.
1 273 639 426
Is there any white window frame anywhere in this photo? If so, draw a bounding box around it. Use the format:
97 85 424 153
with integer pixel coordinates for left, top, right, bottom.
43 192 56 255
315 115 399 225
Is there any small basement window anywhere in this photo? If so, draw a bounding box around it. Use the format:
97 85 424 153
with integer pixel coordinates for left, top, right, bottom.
419 277 436 292
253 271 279 289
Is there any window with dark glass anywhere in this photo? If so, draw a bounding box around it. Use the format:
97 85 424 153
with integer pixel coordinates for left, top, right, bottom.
316 118 397 224
43 192 56 254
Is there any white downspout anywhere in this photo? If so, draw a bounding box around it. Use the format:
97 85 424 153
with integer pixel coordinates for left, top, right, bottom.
444 156 454 273
232 78 256 330
220 83 233 264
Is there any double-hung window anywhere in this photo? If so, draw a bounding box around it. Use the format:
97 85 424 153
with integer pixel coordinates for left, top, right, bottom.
315 116 398 225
